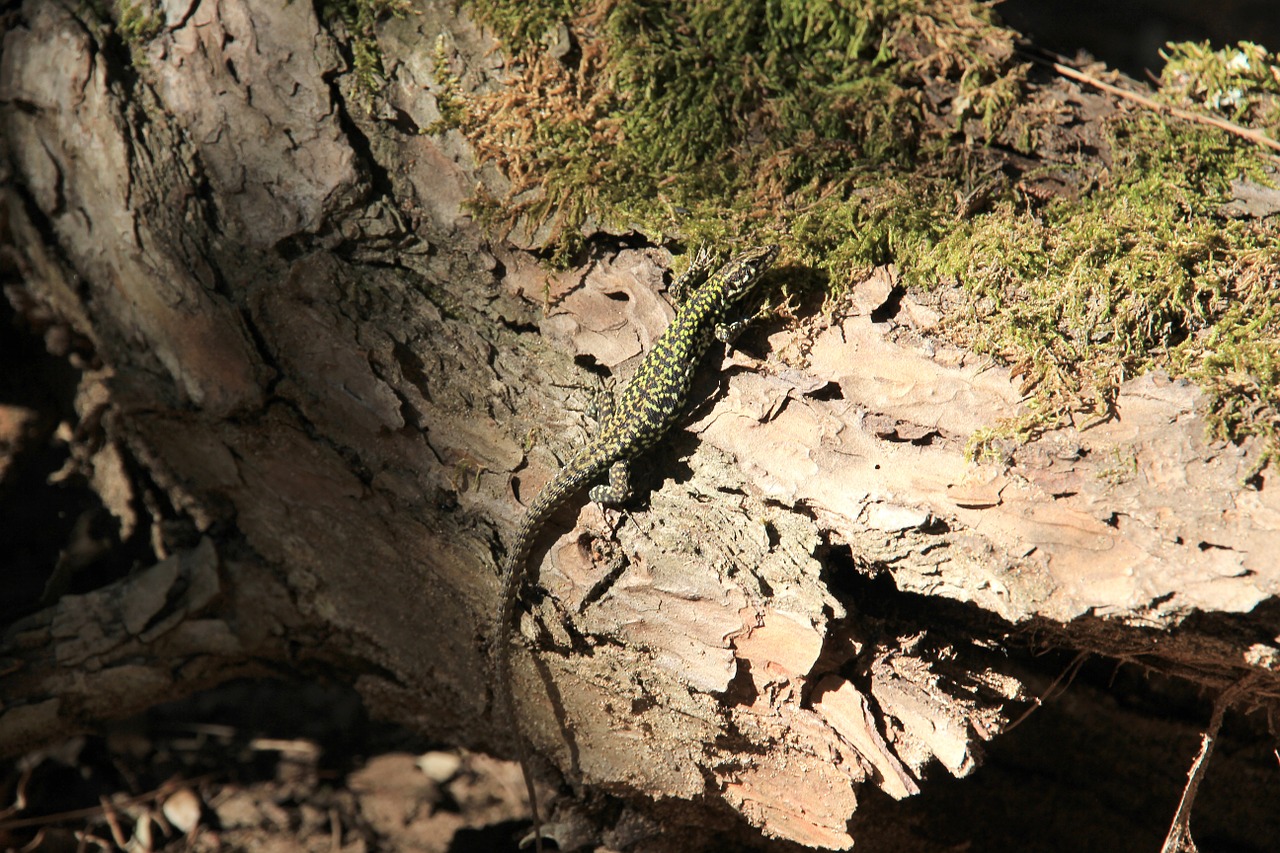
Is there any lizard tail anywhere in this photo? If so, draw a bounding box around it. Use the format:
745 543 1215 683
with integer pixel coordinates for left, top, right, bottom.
495 451 606 852
494 611 544 852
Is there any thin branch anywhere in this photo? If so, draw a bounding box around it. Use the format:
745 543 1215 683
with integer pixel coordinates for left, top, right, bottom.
1005 651 1089 732
1046 60 1280 155
1159 676 1261 853
0 775 211 833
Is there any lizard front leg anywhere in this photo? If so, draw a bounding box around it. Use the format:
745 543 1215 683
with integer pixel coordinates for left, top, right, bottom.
715 306 764 346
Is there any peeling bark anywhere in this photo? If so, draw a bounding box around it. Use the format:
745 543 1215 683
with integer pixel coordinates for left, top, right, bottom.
1 1 1277 850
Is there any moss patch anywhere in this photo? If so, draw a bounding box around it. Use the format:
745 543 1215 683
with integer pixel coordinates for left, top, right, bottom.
1158 40 1280 133
117 0 162 44
442 1 1280 471
321 0 413 112
116 0 163 62
911 112 1277 463
443 0 1018 258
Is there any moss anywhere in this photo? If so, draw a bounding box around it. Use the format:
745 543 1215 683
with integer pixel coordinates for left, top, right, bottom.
1172 250 1280 475
1097 446 1139 486
469 0 579 46
426 36 470 133
320 0 413 113
1158 41 1280 134
454 0 1018 264
116 0 163 51
452 0 1280 470
909 111 1278 467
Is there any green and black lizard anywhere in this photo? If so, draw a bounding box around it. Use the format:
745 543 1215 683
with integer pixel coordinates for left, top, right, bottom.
495 244 780 851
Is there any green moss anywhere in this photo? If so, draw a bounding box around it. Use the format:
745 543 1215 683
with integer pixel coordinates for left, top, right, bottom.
905 112 1278 467
426 36 470 133
1096 446 1139 485
1158 41 1280 134
457 0 1018 264
116 0 162 50
320 0 413 113
453 1 1280 471
469 0 578 46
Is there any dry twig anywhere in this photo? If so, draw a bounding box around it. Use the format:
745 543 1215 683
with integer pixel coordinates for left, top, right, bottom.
1046 60 1280 156
1159 676 1261 853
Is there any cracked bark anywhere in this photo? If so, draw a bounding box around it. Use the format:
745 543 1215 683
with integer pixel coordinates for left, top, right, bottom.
1 2 1277 850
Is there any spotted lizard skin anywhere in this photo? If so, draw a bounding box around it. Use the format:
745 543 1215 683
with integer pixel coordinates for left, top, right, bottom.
494 244 780 851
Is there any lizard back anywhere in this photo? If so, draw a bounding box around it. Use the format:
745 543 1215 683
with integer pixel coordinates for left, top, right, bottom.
593 244 780 456
493 244 779 852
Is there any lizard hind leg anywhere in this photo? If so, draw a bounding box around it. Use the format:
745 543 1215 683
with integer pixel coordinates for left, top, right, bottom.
669 245 719 304
588 460 633 506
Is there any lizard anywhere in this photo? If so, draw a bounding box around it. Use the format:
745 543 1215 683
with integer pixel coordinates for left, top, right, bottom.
494 243 780 852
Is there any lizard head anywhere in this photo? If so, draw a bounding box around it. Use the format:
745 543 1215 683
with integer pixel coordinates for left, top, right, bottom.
718 244 780 303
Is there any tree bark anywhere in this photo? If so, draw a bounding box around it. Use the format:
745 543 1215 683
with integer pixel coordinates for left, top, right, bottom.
1 1 1277 850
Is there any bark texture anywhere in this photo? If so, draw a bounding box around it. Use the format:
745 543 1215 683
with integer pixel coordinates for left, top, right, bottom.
1 1 1277 850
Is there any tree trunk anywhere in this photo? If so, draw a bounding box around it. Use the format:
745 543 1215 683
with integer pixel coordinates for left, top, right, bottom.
1 1 1277 850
